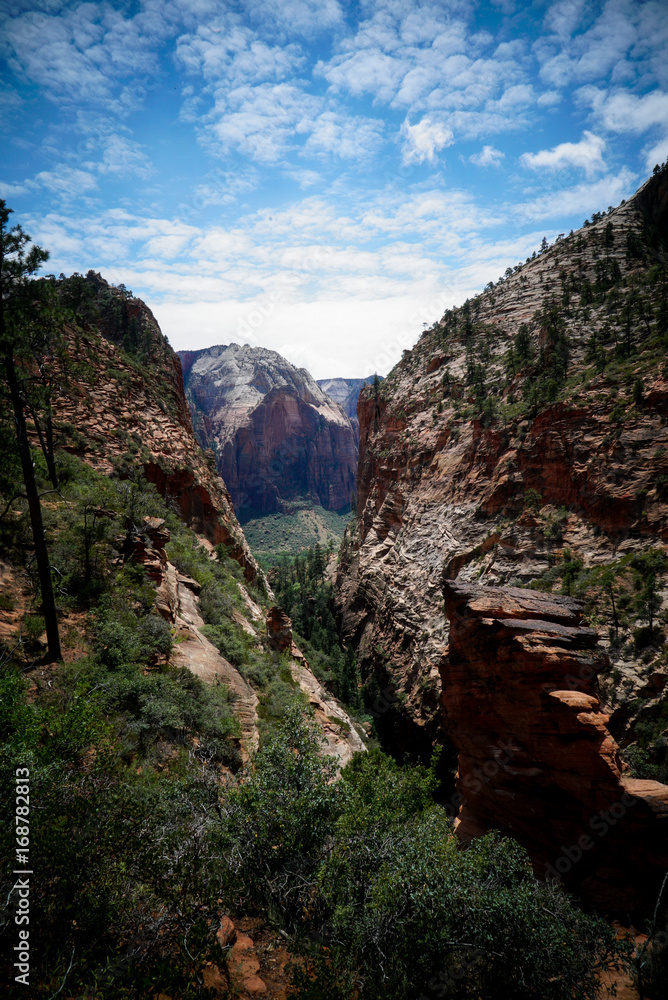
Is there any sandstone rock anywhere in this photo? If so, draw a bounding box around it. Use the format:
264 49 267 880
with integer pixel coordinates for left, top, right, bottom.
289 651 366 769
216 915 237 949
337 169 668 768
441 579 668 914
179 344 357 518
228 932 267 994
47 276 266 588
266 606 293 653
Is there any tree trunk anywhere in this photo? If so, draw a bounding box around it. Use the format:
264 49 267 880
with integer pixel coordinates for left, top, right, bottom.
27 400 59 489
3 348 61 661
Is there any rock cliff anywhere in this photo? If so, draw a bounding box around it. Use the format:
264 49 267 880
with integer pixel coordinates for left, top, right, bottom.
442 579 668 914
49 273 262 583
338 166 668 766
179 344 357 520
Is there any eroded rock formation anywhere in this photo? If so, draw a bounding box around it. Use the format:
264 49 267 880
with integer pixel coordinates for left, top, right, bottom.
179 344 357 519
266 606 293 653
442 579 668 914
337 168 668 760
48 275 262 584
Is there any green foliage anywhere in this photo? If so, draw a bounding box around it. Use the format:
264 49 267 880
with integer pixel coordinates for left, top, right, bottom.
270 545 362 709
523 488 542 512
218 705 339 925
0 462 254 995
243 504 350 560
211 711 628 999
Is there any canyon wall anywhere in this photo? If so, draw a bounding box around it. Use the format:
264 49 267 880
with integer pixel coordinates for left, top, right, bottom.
49 274 262 583
337 167 668 766
442 579 668 914
180 344 357 520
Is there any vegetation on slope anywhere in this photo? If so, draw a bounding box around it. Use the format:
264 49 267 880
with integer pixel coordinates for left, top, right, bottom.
1 200 666 998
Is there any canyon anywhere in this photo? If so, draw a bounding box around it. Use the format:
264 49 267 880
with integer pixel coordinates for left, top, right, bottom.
336 166 668 913
338 167 668 756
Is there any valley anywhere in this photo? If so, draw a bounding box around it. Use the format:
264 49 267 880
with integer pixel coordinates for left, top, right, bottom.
1 165 668 998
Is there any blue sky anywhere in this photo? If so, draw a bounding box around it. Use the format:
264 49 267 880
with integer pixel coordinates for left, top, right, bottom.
1 0 667 379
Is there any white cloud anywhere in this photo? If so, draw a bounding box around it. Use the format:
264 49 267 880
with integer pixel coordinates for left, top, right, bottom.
244 0 344 37
175 19 302 87
470 145 504 167
520 130 606 177
589 88 668 135
99 135 153 178
207 82 321 163
0 180 29 198
283 167 321 188
537 90 562 106
400 116 453 165
316 2 524 118
518 167 637 221
33 165 98 198
0 3 166 108
535 0 668 92
644 135 668 171
304 111 385 160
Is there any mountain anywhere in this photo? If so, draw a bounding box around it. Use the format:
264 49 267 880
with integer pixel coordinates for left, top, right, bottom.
317 375 382 435
335 165 668 912
338 166 668 781
179 344 357 521
49 272 262 583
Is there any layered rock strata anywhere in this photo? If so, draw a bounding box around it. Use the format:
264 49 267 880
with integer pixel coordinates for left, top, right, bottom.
337 168 668 757
442 579 668 914
179 344 357 519
48 280 262 584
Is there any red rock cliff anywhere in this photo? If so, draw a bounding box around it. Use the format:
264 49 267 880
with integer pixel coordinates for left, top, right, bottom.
179 344 358 520
442 579 668 915
337 168 668 762
48 275 262 583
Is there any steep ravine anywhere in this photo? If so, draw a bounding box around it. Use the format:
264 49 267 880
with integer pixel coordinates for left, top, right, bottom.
337 168 668 848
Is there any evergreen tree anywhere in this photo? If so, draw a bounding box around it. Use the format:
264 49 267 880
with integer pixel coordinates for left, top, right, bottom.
0 201 61 660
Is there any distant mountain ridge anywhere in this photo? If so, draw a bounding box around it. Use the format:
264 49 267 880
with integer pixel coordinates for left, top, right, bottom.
317 375 382 436
179 344 358 521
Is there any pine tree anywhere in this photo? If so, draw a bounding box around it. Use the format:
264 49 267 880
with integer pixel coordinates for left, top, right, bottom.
0 200 61 660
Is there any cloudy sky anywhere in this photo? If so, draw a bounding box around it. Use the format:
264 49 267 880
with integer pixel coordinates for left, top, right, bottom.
2 0 667 379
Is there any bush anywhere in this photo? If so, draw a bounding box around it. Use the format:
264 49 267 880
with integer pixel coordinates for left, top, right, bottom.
212 713 628 1000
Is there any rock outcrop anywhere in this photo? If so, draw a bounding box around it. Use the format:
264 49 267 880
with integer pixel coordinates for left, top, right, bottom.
48 274 262 584
337 167 668 763
442 579 668 914
265 606 293 653
179 344 357 519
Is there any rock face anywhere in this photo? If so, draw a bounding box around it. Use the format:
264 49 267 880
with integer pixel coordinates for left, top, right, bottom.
317 376 381 438
442 579 668 914
49 274 263 584
179 344 357 519
265 606 293 653
337 167 668 761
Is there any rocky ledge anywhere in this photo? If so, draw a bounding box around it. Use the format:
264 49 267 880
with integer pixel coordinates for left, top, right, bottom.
442 579 668 915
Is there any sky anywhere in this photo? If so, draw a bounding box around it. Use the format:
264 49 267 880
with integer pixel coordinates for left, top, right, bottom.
1 1 667 380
